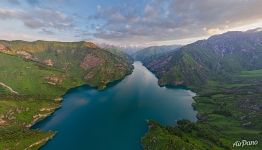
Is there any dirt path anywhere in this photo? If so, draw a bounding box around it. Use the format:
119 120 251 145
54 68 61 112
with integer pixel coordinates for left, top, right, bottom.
0 82 19 95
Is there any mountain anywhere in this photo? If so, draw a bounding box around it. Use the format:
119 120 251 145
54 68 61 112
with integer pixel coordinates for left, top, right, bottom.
99 47 134 64
98 43 146 55
141 29 262 87
142 29 262 149
0 40 133 89
0 40 133 149
134 45 181 64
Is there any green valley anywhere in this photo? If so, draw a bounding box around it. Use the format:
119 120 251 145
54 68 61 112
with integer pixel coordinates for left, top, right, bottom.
1 0 262 149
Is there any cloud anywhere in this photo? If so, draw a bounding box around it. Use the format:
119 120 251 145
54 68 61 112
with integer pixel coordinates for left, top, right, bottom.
90 0 262 44
0 31 59 41
39 28 55 35
25 0 65 6
1 0 262 45
0 7 74 32
6 0 20 5
4 0 40 5
5 0 65 6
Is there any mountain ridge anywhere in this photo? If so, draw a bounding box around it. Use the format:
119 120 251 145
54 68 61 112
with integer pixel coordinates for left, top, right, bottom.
0 40 134 89
0 40 134 149
141 29 262 149
141 30 262 87
134 45 181 64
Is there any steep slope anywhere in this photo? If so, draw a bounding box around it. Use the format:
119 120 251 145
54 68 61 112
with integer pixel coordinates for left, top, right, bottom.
0 41 133 149
134 45 181 65
0 40 133 89
143 29 262 87
142 29 262 149
103 47 134 64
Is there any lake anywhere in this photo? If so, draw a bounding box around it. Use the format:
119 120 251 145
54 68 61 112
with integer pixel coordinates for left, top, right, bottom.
34 61 197 150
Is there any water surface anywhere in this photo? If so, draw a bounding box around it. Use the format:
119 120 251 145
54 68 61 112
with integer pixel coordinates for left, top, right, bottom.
34 61 197 150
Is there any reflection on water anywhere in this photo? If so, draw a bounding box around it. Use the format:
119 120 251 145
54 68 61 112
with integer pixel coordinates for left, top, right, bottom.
34 61 197 150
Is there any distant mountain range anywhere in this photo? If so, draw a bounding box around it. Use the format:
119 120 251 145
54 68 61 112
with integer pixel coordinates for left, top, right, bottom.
134 45 181 64
139 29 262 87
97 42 146 55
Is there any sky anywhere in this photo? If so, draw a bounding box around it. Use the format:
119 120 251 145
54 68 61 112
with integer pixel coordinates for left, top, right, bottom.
0 0 262 46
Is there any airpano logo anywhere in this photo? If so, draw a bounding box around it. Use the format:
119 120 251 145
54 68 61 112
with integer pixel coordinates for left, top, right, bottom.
233 140 258 148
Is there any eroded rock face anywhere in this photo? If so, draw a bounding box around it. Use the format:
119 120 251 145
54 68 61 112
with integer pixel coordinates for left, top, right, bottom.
0 117 7 126
0 44 9 53
80 54 104 70
16 51 33 60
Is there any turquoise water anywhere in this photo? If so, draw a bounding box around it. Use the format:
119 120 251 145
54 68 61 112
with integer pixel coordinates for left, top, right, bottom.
34 61 197 150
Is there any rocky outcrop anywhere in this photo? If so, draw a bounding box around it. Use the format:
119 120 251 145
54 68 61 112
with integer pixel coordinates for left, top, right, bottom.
44 76 63 85
43 59 54 67
26 113 51 128
0 116 7 126
80 54 104 70
0 44 10 53
54 97 63 102
25 135 55 150
0 107 27 126
85 42 99 49
16 51 34 60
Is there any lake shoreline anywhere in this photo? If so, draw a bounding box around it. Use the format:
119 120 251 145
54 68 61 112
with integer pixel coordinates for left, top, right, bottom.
31 67 135 149
34 61 197 150
141 71 262 149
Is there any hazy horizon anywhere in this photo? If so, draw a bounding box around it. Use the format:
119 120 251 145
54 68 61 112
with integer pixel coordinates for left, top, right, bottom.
0 0 262 47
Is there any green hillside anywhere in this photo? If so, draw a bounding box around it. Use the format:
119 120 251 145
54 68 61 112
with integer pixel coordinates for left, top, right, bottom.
142 30 262 149
142 31 262 87
0 40 133 89
0 41 133 149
